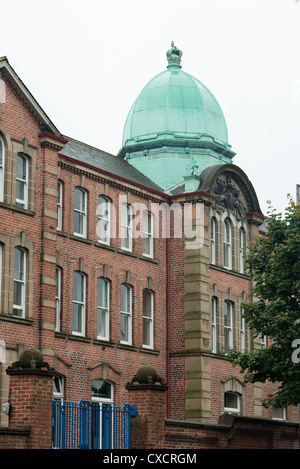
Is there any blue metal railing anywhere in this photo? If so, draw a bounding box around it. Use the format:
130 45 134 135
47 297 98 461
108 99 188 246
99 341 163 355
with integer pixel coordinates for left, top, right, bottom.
51 400 138 449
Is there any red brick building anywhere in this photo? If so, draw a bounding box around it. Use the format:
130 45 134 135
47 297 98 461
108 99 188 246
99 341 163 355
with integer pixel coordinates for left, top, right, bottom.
0 43 298 436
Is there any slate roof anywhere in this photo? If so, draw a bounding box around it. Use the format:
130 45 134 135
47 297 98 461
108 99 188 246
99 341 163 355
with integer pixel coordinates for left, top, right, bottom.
59 137 164 194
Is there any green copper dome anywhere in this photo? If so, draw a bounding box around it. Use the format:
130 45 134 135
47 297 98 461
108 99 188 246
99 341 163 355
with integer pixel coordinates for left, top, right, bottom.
119 43 235 191
122 43 228 147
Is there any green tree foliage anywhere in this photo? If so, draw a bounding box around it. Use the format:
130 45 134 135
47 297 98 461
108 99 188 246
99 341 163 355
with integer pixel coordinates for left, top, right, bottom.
229 199 300 408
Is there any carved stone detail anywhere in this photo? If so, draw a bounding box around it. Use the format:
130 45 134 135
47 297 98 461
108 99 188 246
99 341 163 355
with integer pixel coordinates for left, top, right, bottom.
213 173 246 220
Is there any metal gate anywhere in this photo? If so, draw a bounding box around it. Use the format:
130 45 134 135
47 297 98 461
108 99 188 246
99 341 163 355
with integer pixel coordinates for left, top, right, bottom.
51 400 138 449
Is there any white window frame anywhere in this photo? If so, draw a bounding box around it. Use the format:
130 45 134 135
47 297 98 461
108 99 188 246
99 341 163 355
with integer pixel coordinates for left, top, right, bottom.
223 218 232 269
91 379 114 404
211 217 216 265
97 277 110 341
16 154 29 209
74 187 87 238
121 203 132 252
224 301 233 351
97 196 111 245
13 247 26 317
53 375 64 401
55 267 62 332
239 227 245 273
120 284 132 345
240 306 245 352
212 297 217 353
72 271 86 336
272 406 286 421
0 135 4 202
224 391 241 415
57 181 63 231
143 289 153 349
142 211 153 258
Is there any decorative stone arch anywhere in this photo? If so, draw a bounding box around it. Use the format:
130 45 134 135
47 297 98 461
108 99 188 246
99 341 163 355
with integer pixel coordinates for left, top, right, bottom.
221 376 246 415
199 163 263 218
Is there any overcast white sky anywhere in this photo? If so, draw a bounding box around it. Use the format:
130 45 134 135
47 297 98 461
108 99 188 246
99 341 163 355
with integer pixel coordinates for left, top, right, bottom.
1 0 300 215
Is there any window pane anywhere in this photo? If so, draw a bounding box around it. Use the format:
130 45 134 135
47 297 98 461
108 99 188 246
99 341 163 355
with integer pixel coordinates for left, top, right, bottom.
98 278 108 308
72 303 83 332
16 180 25 202
14 248 24 281
17 155 26 180
75 188 85 211
13 281 22 306
225 392 238 409
73 272 84 302
143 290 152 318
121 284 130 312
121 314 129 342
143 318 151 346
224 303 231 327
92 379 111 399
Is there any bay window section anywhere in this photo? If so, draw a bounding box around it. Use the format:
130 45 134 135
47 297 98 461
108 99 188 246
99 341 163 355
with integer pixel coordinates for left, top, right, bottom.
143 289 153 348
16 154 29 208
74 187 87 238
120 284 132 345
72 271 86 336
97 278 110 341
13 247 26 317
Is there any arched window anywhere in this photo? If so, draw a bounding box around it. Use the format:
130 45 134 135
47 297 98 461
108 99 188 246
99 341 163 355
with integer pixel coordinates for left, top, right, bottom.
120 283 132 345
223 218 232 269
74 187 87 237
224 391 241 415
224 301 233 351
16 154 29 208
143 289 153 348
239 227 245 273
121 203 133 252
97 277 110 341
57 181 63 231
240 304 245 352
212 297 217 353
55 267 62 332
72 271 86 336
13 247 26 317
97 196 111 245
143 211 153 258
211 217 216 264
0 135 4 202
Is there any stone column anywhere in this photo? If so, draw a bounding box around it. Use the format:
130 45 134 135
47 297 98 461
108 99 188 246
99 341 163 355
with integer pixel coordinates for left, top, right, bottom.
5 348 55 449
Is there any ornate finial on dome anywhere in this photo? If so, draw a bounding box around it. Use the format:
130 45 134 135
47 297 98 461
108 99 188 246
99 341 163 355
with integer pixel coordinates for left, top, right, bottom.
166 41 182 69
